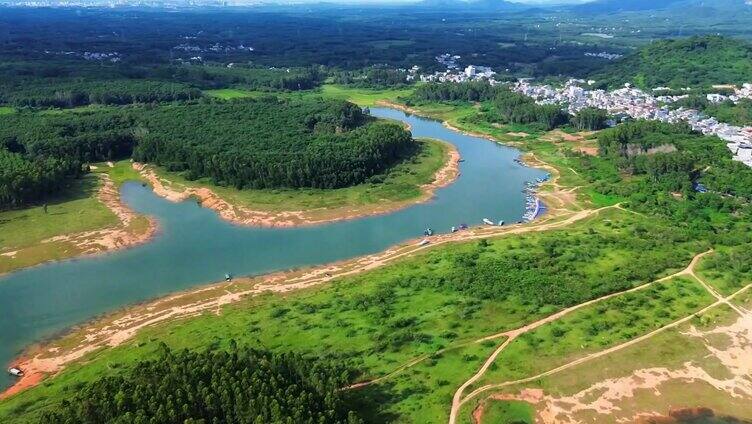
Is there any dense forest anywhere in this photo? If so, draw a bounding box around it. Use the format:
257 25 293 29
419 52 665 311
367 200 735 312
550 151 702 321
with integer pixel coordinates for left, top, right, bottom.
409 83 571 131
0 60 324 109
571 108 609 131
590 36 752 89
0 80 201 109
132 98 415 189
0 98 415 208
42 345 365 424
493 90 569 131
574 120 752 232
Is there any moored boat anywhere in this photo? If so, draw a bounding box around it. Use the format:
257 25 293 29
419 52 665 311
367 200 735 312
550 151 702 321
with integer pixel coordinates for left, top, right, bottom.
483 218 494 226
418 239 430 246
8 367 23 377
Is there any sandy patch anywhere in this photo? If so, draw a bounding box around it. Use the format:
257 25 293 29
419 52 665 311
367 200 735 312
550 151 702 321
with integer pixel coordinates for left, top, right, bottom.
506 132 530 138
486 313 752 424
577 146 599 156
0 251 17 258
41 174 157 253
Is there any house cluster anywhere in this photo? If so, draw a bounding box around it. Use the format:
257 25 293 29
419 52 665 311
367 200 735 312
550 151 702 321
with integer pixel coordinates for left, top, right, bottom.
704 83 752 104
420 54 497 83
172 43 254 54
513 79 752 167
43 50 121 62
584 52 623 60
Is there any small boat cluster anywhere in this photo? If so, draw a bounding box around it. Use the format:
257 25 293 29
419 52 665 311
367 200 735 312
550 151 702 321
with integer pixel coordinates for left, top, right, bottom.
416 168 551 247
522 173 551 222
418 223 470 246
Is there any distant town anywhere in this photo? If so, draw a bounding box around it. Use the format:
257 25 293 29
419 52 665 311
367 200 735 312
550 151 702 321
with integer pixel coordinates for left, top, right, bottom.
404 53 752 168
514 79 752 167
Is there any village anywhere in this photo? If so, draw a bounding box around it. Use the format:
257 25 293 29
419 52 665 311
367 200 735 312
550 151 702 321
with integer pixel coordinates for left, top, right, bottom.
513 79 752 167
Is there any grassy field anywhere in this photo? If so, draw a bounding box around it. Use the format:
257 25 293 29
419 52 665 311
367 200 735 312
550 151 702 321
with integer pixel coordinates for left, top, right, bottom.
696 246 752 296
508 305 751 423
204 84 415 106
473 276 714 388
0 106 15 115
0 176 118 275
0 161 145 276
479 400 534 424
314 84 415 106
148 138 451 217
202 88 265 99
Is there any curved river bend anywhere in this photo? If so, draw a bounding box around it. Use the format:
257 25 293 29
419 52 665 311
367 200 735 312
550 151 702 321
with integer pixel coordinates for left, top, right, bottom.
0 108 545 390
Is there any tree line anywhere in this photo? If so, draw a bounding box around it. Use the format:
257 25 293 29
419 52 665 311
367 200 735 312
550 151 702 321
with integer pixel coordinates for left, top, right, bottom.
0 80 202 109
42 344 365 424
410 82 608 131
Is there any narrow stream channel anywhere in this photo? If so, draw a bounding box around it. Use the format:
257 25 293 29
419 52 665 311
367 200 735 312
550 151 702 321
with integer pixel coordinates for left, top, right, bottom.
0 108 546 390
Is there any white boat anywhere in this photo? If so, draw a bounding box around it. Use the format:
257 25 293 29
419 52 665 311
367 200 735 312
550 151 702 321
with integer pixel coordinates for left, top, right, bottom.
225 273 232 282
418 239 430 246
8 367 23 377
451 226 457 233
483 218 494 226
498 220 504 226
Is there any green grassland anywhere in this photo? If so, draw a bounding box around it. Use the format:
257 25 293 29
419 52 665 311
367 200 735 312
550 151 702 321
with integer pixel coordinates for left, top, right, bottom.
0 161 144 276
0 176 118 275
473 277 714 388
697 246 752 296
497 305 750 423
205 84 416 106
0 206 708 422
203 88 266 99
149 138 450 216
0 106 16 115
480 400 535 424
314 84 416 106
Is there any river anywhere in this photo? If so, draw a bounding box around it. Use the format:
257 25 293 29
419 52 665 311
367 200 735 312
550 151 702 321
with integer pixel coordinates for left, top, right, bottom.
0 107 545 390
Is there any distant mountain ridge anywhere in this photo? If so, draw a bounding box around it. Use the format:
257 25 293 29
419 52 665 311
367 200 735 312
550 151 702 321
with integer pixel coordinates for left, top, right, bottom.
572 0 752 14
414 0 523 11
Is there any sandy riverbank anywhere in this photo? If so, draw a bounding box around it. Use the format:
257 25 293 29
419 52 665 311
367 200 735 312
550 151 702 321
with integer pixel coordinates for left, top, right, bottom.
0 173 157 278
42 173 158 254
133 141 460 228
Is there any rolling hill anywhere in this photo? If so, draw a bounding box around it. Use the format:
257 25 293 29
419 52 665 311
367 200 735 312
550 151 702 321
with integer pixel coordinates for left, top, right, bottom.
589 35 752 89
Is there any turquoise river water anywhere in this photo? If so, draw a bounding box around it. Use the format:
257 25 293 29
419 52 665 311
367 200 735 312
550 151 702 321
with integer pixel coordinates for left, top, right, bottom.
0 107 545 390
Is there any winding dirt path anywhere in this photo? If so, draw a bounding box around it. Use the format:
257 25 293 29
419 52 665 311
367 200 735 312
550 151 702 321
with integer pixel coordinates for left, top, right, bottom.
448 250 715 424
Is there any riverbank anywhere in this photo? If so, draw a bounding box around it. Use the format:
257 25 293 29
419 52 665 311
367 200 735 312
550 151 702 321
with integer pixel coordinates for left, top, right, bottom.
0 191 587 402
0 106 572 402
134 138 460 228
0 169 157 277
